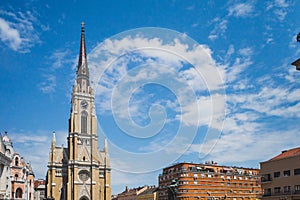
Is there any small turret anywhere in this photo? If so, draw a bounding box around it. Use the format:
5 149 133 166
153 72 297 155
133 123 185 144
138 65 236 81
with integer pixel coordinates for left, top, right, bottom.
0 132 5 153
3 131 12 146
51 131 56 149
104 138 108 154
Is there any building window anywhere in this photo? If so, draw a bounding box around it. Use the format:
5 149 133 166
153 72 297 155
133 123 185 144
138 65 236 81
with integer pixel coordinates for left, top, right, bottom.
15 157 19 166
294 168 300 175
15 188 22 198
55 169 62 176
283 186 291 193
274 171 280 178
262 174 271 182
81 111 88 133
295 185 300 193
274 187 281 194
284 170 290 177
15 174 18 181
264 188 271 196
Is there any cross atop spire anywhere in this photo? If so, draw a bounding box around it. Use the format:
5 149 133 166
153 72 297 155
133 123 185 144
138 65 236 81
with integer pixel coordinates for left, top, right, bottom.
76 22 90 93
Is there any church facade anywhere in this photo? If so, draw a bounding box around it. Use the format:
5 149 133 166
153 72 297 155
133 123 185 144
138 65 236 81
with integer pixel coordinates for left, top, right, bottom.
45 23 111 200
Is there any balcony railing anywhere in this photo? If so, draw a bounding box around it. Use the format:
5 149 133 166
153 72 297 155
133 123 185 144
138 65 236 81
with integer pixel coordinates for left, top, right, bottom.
261 177 272 183
263 191 300 197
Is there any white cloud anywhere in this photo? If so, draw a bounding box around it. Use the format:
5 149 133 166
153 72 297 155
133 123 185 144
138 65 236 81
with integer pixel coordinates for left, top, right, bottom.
273 9 287 21
10 133 48 143
208 18 228 41
193 128 300 164
228 2 255 18
8 129 68 178
0 18 22 51
38 49 75 94
111 169 158 194
88 29 225 129
230 86 300 118
275 0 289 8
87 29 227 174
38 74 56 93
265 0 290 21
0 10 41 52
178 94 225 130
222 46 254 83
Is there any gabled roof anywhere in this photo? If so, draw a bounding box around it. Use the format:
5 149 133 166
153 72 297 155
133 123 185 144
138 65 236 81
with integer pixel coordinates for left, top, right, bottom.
269 147 300 161
139 187 158 196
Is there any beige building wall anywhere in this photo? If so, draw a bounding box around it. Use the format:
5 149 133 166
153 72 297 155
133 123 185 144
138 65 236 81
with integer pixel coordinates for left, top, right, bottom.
260 147 300 200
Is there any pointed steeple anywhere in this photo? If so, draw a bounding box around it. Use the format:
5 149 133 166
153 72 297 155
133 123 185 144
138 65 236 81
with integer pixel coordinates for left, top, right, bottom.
76 22 90 93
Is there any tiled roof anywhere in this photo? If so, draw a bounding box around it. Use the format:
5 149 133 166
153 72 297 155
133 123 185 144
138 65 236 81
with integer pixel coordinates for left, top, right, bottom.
269 147 300 161
139 187 157 195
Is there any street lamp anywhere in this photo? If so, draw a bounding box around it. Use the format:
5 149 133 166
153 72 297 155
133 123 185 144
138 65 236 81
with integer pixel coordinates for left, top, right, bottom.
291 32 300 71
291 59 300 71
168 179 178 200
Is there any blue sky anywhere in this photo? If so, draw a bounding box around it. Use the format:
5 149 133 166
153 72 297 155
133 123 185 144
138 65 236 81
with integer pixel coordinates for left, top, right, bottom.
1 0 300 194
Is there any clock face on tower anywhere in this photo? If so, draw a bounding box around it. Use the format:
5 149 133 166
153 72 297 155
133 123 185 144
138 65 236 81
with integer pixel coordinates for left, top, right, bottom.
80 100 88 109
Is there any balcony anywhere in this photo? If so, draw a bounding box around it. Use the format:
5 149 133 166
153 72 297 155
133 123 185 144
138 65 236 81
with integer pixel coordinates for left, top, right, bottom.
262 191 300 197
261 175 272 183
263 193 271 197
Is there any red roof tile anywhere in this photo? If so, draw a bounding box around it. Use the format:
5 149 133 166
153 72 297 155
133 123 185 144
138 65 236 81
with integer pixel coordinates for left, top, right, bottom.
269 147 300 161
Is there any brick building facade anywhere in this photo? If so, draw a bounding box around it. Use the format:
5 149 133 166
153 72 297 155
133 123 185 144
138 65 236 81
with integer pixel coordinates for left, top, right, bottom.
158 162 262 200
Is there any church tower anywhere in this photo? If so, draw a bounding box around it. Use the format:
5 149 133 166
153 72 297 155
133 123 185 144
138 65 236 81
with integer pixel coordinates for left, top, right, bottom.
46 23 111 200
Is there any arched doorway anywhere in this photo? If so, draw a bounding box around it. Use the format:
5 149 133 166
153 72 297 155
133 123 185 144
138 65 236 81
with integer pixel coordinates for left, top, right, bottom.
79 196 89 200
15 188 22 198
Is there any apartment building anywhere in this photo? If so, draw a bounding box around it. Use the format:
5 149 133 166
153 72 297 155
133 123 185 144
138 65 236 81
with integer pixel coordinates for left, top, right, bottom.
137 186 158 200
260 147 300 200
158 162 262 200
34 179 46 200
117 186 148 200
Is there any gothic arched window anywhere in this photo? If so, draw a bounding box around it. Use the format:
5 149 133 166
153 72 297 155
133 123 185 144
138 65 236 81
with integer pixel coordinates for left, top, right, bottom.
81 111 88 133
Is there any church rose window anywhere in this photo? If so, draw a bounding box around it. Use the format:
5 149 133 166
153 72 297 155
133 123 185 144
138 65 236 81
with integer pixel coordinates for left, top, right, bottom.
78 170 90 182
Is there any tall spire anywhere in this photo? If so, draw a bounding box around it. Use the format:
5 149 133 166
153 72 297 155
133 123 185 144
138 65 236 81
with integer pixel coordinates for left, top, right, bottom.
76 22 90 93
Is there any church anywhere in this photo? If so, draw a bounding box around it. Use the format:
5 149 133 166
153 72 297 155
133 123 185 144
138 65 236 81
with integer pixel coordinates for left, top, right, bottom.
45 23 111 200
